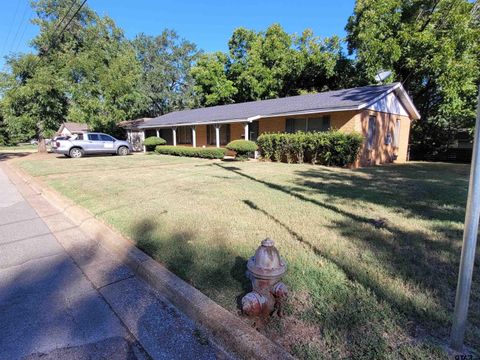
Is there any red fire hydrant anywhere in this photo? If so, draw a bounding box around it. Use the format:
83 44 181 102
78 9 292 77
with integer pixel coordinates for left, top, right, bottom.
241 238 288 317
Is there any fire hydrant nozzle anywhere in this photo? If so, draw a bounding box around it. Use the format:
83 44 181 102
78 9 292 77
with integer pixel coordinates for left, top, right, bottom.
241 238 288 317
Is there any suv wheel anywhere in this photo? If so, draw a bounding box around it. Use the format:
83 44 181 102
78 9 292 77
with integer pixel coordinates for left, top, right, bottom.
69 147 84 158
117 146 129 156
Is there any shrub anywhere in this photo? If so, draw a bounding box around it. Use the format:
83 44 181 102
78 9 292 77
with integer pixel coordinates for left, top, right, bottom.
143 136 166 151
257 131 363 167
155 145 226 159
226 140 258 159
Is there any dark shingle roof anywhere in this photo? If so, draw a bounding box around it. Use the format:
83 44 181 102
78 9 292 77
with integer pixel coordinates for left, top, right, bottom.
140 83 405 128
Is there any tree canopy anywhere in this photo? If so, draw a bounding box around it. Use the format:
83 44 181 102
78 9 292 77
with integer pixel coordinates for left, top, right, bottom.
192 24 357 106
132 31 199 116
346 0 480 158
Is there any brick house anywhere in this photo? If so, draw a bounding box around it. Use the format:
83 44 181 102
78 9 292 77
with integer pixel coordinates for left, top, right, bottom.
126 83 420 166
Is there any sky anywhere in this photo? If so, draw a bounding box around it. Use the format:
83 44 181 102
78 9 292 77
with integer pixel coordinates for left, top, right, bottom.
0 0 356 69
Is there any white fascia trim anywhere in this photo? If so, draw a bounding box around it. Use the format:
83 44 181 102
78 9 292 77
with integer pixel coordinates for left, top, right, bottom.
360 83 421 120
395 85 421 119
248 106 359 121
139 118 248 129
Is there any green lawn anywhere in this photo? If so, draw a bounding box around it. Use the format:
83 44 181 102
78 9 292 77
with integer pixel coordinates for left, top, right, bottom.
0 144 37 152
15 154 479 359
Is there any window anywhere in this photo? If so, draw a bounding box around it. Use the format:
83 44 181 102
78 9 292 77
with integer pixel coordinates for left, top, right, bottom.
88 134 100 141
367 116 376 150
100 134 114 142
286 116 330 133
308 116 331 132
177 127 192 144
207 124 230 145
286 118 306 133
393 119 401 148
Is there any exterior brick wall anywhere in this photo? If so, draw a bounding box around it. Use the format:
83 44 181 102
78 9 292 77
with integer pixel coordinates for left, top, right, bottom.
195 125 207 147
259 117 286 134
356 110 412 166
230 123 244 140
330 111 358 132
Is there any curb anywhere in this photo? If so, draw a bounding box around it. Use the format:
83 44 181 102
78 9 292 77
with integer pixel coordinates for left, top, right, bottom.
5 161 294 360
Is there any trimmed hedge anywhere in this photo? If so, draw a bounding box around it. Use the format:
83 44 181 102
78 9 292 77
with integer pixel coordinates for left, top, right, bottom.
143 136 166 151
155 145 226 159
257 131 363 167
226 140 258 159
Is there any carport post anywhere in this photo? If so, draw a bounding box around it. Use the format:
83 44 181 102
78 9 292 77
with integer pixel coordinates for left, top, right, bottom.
172 127 177 146
215 124 220 148
192 126 197 147
450 86 480 350
244 122 249 140
156 129 160 137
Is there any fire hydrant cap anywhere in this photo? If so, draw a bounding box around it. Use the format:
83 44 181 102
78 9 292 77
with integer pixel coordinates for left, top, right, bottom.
247 238 287 279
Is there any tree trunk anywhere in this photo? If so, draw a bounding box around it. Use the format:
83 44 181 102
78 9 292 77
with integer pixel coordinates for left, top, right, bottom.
37 137 47 153
36 120 47 153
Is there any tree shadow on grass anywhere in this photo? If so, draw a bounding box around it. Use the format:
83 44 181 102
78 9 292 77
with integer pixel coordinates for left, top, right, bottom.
243 198 450 323
291 163 469 223
129 218 251 311
0 152 32 162
216 163 479 348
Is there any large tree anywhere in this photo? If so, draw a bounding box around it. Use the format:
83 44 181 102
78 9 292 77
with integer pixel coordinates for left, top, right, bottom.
0 0 146 147
0 53 68 149
190 52 237 106
192 24 357 107
132 31 199 116
346 0 480 158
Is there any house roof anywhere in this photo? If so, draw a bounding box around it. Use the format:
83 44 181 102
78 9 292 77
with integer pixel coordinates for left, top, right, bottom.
118 118 152 129
59 122 90 132
139 82 420 129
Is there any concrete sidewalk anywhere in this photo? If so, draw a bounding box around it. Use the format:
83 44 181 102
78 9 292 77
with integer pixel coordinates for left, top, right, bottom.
0 164 220 360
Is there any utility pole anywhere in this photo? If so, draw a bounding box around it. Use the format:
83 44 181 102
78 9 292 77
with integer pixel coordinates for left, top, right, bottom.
450 86 480 350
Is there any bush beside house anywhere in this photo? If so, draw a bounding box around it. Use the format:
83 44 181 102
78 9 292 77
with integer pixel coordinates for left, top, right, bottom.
226 140 258 160
257 131 363 166
155 145 226 159
144 136 166 151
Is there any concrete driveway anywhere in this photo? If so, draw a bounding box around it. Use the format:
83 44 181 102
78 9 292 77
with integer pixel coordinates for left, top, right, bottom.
0 164 220 360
